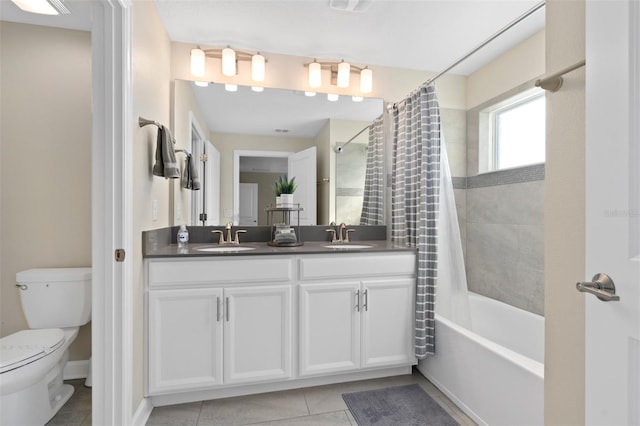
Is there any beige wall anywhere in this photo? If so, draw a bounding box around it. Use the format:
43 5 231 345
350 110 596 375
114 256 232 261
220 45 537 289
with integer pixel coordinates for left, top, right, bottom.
131 0 173 413
171 79 211 225
0 22 92 361
544 0 586 423
466 30 546 110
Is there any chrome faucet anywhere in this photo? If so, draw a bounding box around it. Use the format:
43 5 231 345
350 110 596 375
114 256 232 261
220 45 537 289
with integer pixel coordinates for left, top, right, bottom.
212 223 247 245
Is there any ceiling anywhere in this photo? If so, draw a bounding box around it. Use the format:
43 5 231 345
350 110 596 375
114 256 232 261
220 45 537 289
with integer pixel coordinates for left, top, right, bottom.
1 0 545 138
155 0 545 75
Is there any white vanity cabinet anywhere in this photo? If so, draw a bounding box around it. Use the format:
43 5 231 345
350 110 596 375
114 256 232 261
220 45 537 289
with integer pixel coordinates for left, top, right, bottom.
146 257 293 395
145 250 416 401
298 253 416 377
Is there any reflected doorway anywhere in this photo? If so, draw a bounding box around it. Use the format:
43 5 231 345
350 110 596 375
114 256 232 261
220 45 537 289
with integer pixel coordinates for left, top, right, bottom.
233 148 317 226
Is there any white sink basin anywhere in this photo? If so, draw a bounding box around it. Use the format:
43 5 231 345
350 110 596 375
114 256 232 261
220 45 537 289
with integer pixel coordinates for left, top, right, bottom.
322 244 373 249
196 246 256 253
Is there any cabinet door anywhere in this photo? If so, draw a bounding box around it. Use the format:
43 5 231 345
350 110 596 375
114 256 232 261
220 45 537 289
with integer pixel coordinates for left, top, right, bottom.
223 285 292 384
361 279 415 368
148 288 223 394
299 281 361 376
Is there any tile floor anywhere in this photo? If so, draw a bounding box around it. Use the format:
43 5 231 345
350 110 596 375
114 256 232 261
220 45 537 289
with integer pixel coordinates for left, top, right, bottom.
145 369 476 426
46 379 92 426
47 369 476 426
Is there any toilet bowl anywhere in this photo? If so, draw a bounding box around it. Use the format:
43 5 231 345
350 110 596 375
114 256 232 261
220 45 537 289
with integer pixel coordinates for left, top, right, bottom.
0 268 91 426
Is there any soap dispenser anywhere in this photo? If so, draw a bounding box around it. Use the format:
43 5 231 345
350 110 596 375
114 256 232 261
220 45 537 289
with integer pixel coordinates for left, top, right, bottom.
177 225 189 247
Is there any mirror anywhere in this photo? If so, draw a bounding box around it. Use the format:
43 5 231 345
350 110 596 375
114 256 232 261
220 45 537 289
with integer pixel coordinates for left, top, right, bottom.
172 79 384 226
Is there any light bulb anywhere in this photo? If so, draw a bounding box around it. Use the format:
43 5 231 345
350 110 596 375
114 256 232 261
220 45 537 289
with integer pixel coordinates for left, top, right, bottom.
225 84 238 92
352 96 363 102
360 68 373 94
194 81 209 87
327 93 339 102
251 86 264 92
190 48 205 77
337 61 350 88
304 91 317 97
309 62 322 88
251 54 265 82
222 47 236 76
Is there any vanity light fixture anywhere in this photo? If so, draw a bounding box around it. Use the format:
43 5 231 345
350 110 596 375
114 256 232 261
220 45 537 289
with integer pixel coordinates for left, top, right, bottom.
308 61 322 88
225 84 238 92
352 96 363 102
327 93 339 102
305 60 373 94
252 53 265 82
11 0 70 15
190 46 267 83
190 48 206 77
337 61 350 88
360 67 373 94
304 91 317 97
251 86 264 92
221 47 236 76
194 81 209 87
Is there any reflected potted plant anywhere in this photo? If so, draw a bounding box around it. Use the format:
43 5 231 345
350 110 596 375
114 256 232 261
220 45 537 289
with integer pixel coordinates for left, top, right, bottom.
274 176 297 208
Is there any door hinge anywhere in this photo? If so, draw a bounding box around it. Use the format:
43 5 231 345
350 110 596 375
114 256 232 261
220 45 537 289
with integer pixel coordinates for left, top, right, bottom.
199 213 208 221
200 153 208 162
114 249 126 262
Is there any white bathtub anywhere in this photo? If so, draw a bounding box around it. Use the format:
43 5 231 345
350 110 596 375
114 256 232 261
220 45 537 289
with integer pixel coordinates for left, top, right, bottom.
418 292 544 426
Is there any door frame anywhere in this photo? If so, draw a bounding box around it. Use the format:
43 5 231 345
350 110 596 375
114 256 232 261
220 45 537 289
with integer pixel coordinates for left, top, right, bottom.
233 150 292 225
91 0 134 424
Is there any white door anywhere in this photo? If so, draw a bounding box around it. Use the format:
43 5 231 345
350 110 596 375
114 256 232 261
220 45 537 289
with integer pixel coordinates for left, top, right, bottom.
299 281 361 376
204 140 221 226
585 1 640 424
238 183 258 226
148 288 223 394
223 286 292 384
289 147 317 225
361 279 415 368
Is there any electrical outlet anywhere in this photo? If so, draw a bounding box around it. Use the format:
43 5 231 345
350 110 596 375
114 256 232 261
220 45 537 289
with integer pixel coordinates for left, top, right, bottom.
152 200 158 221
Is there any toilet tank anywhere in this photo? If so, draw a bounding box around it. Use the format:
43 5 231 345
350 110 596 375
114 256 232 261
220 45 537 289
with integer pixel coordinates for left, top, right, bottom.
16 268 92 329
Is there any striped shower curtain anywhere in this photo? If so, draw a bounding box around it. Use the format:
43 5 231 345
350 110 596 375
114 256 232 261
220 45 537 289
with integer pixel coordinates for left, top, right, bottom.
391 84 441 358
359 115 385 225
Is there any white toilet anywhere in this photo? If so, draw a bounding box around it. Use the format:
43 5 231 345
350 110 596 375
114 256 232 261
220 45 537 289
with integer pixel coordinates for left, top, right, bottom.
0 267 91 426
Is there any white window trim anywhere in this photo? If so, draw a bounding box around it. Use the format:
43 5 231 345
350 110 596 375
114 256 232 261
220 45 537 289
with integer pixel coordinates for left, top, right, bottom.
478 87 545 174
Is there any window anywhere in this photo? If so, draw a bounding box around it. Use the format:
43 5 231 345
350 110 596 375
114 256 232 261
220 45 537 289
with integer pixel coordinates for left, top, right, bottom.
479 89 545 173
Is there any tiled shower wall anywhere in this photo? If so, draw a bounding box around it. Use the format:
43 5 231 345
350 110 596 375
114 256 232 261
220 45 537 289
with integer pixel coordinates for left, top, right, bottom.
442 102 545 316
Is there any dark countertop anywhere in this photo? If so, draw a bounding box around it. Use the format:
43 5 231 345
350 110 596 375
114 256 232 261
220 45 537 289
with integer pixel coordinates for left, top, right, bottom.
143 240 416 258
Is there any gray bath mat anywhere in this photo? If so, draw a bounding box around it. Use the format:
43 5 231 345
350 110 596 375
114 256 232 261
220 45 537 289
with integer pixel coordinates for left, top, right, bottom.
342 384 459 426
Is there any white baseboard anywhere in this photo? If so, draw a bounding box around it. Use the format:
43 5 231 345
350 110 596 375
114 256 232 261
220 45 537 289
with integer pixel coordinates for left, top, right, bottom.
63 360 90 380
132 398 153 426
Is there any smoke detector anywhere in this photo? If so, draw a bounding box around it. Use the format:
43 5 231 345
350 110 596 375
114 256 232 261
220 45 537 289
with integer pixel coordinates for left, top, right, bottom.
329 0 374 12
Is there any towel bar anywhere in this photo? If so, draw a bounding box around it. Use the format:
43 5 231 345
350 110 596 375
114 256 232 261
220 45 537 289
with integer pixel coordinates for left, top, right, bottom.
138 116 176 144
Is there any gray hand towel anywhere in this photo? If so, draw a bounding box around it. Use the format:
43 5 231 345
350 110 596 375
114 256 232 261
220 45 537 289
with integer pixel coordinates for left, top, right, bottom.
152 125 180 179
183 153 201 190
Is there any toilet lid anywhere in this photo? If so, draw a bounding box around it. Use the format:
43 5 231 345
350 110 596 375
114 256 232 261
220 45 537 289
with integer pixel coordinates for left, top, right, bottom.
0 329 64 374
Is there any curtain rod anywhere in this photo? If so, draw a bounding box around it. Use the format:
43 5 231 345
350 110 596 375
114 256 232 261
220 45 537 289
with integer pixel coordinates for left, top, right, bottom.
535 59 585 92
335 124 370 153
425 1 546 86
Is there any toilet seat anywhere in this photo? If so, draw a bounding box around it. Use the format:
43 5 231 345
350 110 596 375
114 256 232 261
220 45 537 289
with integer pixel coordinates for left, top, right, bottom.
0 329 64 374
